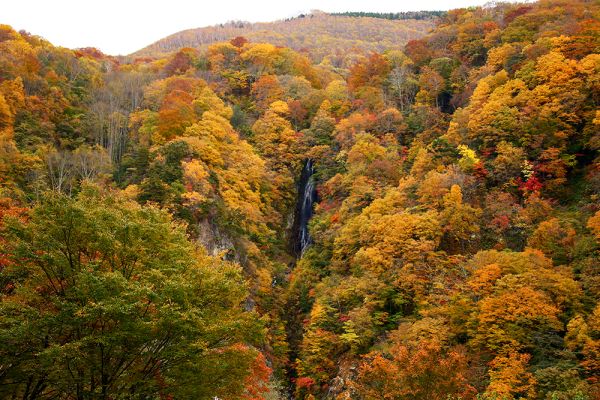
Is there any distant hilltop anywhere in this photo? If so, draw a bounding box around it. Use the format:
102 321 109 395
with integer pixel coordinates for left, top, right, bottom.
130 11 440 63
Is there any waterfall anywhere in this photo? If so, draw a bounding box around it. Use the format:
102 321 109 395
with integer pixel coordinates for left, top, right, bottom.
292 159 317 256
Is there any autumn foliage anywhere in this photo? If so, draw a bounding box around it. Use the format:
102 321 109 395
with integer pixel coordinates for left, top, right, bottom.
0 1 599 399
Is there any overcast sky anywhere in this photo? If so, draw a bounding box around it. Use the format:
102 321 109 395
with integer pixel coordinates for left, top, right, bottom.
4 0 507 55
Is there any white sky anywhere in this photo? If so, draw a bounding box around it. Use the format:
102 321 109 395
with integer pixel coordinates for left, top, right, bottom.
4 0 505 55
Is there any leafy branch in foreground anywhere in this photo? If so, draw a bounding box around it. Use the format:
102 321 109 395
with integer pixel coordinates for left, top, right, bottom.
0 184 265 399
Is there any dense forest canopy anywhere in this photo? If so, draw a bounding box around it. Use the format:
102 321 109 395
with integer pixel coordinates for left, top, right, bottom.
0 0 599 399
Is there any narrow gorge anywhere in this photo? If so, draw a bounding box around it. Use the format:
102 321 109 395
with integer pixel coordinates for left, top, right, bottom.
291 159 318 257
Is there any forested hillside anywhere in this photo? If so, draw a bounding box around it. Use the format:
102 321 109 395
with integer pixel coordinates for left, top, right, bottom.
131 12 436 68
0 0 599 399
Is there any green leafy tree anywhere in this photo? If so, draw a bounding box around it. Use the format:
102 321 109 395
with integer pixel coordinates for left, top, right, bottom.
0 185 263 399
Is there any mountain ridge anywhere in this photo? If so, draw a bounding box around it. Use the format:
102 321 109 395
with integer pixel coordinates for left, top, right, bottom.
130 11 438 66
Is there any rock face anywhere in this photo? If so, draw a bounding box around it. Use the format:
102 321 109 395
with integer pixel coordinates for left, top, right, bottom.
290 159 317 257
196 219 237 260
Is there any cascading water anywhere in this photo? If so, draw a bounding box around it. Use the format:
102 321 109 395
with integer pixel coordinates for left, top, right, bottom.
299 160 316 254
292 159 317 256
